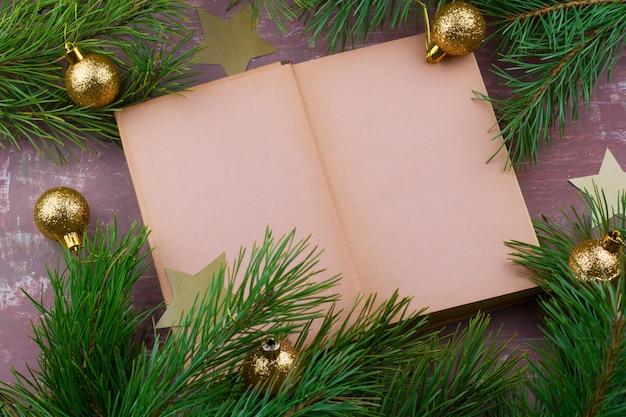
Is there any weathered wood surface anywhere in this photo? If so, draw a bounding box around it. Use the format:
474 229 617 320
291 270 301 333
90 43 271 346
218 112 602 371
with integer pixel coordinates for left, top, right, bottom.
0 0 623 381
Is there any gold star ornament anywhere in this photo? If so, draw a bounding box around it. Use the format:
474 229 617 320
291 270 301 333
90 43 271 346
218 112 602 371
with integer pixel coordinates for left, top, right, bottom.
569 148 626 222
156 253 229 329
195 5 277 75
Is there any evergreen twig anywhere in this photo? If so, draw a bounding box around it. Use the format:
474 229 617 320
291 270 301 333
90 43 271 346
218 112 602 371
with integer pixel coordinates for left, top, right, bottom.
0 224 523 416
0 0 199 164
4 195 625 415
473 0 626 167
239 0 430 52
507 187 626 415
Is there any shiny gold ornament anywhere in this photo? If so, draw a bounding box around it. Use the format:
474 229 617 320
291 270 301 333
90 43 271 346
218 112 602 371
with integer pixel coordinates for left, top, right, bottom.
242 337 299 395
418 1 486 63
568 230 623 282
64 43 120 108
34 187 90 252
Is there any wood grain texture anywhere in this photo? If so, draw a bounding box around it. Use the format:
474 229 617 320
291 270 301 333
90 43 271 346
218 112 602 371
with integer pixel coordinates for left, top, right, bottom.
0 0 623 382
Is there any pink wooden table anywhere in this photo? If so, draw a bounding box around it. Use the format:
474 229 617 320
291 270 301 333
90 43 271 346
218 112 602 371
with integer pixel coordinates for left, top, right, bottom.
0 0 624 382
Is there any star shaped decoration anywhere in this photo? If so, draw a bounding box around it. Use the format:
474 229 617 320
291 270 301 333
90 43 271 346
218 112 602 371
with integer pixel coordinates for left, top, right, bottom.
195 5 277 75
156 253 229 329
569 148 626 223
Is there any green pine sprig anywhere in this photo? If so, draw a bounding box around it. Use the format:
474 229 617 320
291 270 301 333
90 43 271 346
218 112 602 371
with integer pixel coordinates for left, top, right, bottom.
10 203 626 415
0 224 524 416
473 0 626 167
0 220 154 416
0 0 199 164
240 0 430 52
506 187 626 415
525 276 626 417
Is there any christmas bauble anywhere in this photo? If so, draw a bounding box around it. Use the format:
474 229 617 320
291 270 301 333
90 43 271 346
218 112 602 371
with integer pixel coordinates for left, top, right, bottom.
65 44 120 108
427 1 486 63
242 337 299 395
568 230 623 282
34 187 90 252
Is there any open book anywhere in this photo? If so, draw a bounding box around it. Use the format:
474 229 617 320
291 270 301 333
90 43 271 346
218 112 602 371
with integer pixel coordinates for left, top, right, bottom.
115 35 538 322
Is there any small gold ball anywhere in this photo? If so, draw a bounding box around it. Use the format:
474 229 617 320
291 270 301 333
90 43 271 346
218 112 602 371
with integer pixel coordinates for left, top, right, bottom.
242 337 299 396
65 46 120 108
431 1 486 57
568 232 622 282
34 187 90 252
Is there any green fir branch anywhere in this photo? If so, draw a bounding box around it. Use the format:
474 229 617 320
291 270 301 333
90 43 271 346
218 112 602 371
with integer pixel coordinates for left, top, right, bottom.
0 0 199 164
525 279 626 417
0 224 526 416
382 313 525 417
9 212 625 415
6 0 625 167
472 0 626 167
507 188 626 415
0 220 154 416
240 0 430 52
294 0 420 52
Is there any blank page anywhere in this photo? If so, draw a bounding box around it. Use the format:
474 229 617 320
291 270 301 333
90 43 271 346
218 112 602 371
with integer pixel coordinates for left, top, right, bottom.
293 35 538 313
116 63 361 312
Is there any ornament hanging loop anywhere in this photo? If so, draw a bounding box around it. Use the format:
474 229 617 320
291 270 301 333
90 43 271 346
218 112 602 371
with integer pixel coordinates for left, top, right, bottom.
604 229 625 252
415 1 433 57
64 42 83 65
62 3 80 60
261 337 281 360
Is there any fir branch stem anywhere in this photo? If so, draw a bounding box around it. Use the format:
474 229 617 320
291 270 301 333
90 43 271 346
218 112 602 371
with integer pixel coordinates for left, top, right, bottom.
583 298 625 417
508 0 626 22
530 40 585 103
474 0 626 166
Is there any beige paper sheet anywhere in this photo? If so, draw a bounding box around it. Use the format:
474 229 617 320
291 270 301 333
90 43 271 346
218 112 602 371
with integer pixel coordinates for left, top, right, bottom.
116 62 360 316
116 34 538 320
291 36 538 312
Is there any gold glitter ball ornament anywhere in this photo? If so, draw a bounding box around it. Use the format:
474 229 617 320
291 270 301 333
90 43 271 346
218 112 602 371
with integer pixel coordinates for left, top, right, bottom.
568 230 623 282
427 1 486 63
64 44 120 108
34 187 90 252
242 337 299 395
